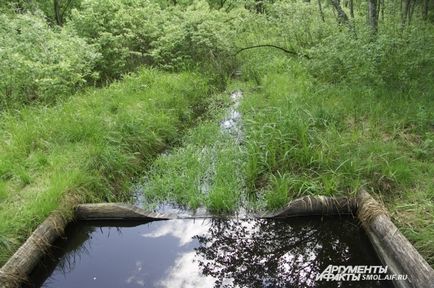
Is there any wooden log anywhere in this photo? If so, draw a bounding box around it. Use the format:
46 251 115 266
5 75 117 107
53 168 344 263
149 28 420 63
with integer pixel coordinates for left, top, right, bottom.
266 195 357 218
75 203 174 220
0 203 173 288
357 190 434 288
0 212 68 288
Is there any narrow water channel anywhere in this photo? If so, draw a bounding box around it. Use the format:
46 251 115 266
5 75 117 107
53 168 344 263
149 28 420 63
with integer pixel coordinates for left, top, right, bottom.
134 89 248 216
26 216 393 288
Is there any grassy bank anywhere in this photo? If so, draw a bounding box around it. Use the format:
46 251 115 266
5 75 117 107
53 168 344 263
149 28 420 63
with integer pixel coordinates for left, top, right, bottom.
240 59 433 265
141 56 433 265
0 68 212 265
141 91 245 213
250 59 434 266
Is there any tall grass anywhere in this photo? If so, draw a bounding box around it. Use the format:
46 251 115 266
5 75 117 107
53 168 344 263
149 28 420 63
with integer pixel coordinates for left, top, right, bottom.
142 49 433 266
238 54 434 264
142 91 245 214
0 68 212 265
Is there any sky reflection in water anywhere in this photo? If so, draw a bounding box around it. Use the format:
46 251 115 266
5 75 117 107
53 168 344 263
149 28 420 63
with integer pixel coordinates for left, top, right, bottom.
28 217 392 288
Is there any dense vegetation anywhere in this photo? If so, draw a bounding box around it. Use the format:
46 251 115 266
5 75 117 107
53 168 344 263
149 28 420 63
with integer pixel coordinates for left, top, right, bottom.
1 0 433 267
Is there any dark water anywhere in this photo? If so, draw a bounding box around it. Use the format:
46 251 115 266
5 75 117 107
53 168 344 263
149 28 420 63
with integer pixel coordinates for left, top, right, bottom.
25 217 393 288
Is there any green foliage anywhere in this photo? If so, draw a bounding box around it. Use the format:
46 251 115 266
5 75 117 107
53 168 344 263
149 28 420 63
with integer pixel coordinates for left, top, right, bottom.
68 0 244 82
1 0 434 268
239 57 433 263
0 12 99 109
37 0 83 25
310 23 434 90
67 0 163 80
264 173 291 210
142 101 244 213
0 0 82 23
265 1 336 49
0 0 38 13
241 62 421 201
0 181 7 202
0 68 211 265
150 1 240 70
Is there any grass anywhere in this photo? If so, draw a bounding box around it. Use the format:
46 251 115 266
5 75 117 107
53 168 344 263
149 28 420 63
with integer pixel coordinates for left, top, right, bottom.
141 90 245 213
0 68 213 265
141 54 433 266
0 54 432 269
0 0 432 275
239 56 434 265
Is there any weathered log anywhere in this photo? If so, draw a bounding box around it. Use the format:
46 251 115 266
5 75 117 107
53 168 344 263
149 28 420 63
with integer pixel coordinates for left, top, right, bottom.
266 196 357 218
0 203 172 288
0 212 68 288
357 190 434 288
75 203 174 220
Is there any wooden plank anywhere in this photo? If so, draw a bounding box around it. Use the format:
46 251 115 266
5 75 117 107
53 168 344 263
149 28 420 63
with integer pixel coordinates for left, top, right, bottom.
357 190 434 288
266 195 357 218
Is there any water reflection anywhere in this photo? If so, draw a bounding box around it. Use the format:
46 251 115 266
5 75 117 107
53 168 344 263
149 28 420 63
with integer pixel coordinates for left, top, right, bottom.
195 219 322 287
27 217 391 288
193 218 389 288
220 90 244 143
142 219 209 246
156 251 215 288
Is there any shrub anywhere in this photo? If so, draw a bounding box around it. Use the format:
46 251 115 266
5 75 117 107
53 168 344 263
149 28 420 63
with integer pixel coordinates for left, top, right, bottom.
0 12 99 109
265 1 336 49
309 22 434 91
67 0 164 80
68 0 245 82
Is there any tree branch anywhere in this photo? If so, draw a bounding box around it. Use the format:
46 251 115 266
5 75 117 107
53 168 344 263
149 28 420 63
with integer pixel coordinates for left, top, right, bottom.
234 44 310 59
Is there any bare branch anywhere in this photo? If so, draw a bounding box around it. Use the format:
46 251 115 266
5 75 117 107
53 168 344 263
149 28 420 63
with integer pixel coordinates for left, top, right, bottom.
234 44 311 59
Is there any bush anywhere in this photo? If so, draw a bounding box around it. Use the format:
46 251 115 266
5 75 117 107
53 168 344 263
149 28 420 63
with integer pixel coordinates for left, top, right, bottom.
0 12 99 109
150 1 245 86
309 22 434 91
68 0 245 82
67 0 164 80
151 2 233 68
265 1 336 49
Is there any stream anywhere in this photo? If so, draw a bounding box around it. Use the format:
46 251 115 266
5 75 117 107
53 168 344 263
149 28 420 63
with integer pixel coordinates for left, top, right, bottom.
133 90 247 217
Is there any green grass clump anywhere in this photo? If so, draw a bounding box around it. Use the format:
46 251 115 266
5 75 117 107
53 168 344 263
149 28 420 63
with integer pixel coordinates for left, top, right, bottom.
0 68 211 265
142 93 245 214
238 57 434 265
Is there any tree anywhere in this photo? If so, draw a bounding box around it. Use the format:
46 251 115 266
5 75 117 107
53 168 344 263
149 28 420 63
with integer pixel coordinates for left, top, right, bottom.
401 0 419 25
423 0 429 20
317 0 325 22
330 0 350 24
368 0 378 33
53 0 75 26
